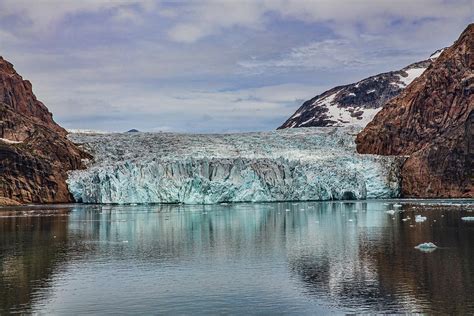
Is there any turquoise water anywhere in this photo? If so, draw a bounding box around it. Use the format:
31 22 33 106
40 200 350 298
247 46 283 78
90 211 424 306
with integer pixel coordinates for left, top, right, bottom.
1 200 473 314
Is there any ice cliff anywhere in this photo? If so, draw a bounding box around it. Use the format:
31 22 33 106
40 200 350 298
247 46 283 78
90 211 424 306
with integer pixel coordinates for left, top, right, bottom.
67 127 403 204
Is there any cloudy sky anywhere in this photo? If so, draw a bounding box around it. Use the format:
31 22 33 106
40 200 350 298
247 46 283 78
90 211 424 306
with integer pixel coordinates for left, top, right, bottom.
0 0 472 133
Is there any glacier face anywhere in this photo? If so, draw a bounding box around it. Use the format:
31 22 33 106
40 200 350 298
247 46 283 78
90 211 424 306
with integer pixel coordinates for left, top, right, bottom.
67 127 403 204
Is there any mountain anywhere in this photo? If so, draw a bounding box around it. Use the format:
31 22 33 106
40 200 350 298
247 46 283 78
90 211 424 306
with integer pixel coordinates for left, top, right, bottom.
356 23 473 197
0 56 90 205
278 52 445 129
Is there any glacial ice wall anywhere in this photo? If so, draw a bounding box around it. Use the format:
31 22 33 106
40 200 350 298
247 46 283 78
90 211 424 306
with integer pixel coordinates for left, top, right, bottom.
67 127 403 204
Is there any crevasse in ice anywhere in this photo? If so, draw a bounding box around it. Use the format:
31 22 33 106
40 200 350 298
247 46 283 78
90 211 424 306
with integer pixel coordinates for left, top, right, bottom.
67 127 403 204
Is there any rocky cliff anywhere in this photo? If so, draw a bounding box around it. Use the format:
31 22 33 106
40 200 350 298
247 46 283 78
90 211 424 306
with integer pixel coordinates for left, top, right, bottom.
0 56 90 204
356 24 473 197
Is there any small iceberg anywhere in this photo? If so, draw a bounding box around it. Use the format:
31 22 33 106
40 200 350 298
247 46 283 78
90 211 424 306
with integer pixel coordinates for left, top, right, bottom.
461 217 474 221
386 209 396 215
415 242 438 252
415 215 427 222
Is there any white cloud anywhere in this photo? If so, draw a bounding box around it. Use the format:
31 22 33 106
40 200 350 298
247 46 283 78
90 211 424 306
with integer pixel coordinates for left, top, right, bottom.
163 0 472 42
0 0 470 132
1 0 470 43
40 79 320 132
239 39 366 72
0 0 155 34
166 1 267 42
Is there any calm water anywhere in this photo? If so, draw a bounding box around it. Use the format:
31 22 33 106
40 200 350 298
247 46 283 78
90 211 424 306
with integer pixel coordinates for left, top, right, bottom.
1 200 473 314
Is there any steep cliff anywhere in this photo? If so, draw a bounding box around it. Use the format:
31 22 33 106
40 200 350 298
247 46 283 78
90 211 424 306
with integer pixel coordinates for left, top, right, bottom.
0 56 90 204
356 24 473 197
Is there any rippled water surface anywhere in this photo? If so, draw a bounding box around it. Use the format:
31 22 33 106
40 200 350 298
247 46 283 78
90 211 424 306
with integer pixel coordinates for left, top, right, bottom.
1 200 473 314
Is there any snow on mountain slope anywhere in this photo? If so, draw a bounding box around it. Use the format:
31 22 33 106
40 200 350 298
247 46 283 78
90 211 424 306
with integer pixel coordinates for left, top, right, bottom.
278 52 444 130
67 128 403 204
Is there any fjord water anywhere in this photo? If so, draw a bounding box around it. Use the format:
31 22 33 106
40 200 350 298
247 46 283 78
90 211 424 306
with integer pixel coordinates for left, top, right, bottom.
1 200 473 314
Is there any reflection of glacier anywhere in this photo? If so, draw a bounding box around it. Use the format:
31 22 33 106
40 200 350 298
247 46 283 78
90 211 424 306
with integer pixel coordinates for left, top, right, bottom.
67 128 402 204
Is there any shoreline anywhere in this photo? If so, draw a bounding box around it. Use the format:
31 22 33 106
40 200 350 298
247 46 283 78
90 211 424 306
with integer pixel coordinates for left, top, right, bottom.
2 198 473 209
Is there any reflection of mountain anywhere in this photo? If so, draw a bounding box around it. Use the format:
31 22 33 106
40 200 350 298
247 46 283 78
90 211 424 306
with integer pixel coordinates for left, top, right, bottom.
288 203 474 314
1 202 473 314
0 209 71 313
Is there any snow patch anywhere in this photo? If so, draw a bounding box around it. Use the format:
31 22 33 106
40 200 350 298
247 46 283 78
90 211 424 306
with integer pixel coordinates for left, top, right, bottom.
67 129 109 134
429 48 446 60
0 138 22 144
398 67 427 87
300 117 314 125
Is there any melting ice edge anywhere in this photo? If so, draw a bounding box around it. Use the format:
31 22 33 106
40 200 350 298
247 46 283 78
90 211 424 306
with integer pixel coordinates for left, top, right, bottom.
67 127 403 204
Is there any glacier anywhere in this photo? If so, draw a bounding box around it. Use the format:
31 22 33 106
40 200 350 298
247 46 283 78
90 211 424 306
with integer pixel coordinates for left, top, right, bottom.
67 127 403 204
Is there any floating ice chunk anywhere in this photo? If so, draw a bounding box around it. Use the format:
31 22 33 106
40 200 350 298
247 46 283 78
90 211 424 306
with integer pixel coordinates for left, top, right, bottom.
402 218 409 221
415 242 438 252
393 203 402 208
461 217 474 221
386 209 396 215
415 215 427 222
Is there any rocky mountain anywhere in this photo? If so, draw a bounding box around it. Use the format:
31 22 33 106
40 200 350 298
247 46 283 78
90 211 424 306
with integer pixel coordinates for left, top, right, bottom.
0 56 90 205
356 23 473 198
278 52 445 129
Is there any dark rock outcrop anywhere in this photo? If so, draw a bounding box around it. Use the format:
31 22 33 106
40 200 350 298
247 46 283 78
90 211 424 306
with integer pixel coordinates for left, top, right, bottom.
0 56 90 204
356 24 474 198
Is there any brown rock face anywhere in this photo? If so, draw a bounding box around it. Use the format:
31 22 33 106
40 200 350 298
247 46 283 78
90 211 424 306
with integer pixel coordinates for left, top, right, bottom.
0 57 91 204
0 57 66 137
356 24 474 198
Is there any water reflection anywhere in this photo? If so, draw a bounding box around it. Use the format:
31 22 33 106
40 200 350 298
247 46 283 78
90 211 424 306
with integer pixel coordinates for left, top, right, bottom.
0 208 71 313
289 202 474 313
0 201 473 314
